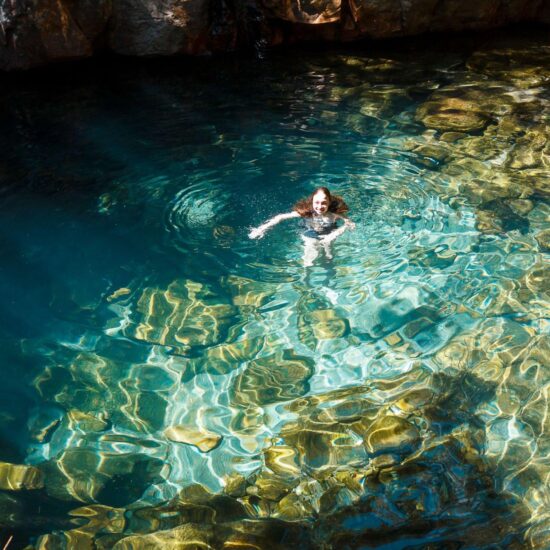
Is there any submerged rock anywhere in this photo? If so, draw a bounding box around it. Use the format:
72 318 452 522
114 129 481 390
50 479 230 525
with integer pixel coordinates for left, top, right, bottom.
239 494 273 518
224 275 275 308
40 446 165 504
409 143 450 168
263 445 301 479
113 523 214 549
309 309 349 340
449 165 530 205
67 409 109 433
107 287 132 302
392 388 434 413
535 229 550 251
220 519 313 550
281 422 367 472
312 398 378 425
223 473 249 498
0 461 43 491
298 308 350 348
357 87 410 118
440 131 467 142
247 471 298 502
28 407 63 444
164 425 222 452
231 349 314 406
416 96 491 132
522 262 549 295
357 415 420 456
35 504 127 548
36 529 96 549
199 335 266 378
467 45 550 86
130 279 237 352
70 503 126 533
318 483 359 515
509 199 535 217
273 491 315 521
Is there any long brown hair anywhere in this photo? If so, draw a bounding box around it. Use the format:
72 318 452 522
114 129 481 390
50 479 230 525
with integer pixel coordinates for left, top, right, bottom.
293 187 349 218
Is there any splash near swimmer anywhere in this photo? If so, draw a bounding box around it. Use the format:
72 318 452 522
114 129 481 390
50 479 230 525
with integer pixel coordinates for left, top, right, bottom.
248 187 356 266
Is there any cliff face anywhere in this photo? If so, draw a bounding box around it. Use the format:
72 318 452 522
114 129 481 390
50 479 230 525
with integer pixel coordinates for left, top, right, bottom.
1 0 549 70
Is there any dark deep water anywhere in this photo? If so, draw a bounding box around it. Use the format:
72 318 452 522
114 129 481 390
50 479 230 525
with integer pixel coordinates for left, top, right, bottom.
0 27 549 549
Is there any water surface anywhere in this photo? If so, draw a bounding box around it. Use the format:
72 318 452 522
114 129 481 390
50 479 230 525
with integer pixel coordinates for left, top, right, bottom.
0 28 549 549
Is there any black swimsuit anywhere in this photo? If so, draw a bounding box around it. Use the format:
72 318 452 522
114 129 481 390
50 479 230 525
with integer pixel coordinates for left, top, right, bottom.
303 215 338 239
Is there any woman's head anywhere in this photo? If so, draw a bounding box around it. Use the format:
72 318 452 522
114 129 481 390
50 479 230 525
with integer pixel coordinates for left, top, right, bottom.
312 187 331 215
294 187 349 217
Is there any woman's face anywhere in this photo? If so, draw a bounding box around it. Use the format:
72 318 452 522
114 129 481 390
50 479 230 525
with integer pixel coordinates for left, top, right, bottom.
312 191 329 215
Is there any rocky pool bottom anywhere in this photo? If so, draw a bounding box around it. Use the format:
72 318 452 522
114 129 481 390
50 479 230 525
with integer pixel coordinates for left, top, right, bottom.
0 28 549 549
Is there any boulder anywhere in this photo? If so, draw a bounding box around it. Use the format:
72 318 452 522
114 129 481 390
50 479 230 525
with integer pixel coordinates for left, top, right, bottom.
0 0 110 70
108 0 211 56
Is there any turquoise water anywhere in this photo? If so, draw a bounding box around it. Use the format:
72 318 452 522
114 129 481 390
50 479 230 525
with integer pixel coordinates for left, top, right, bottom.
0 31 549 548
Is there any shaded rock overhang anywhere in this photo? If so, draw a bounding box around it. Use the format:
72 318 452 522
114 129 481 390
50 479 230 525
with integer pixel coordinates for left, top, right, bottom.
1 0 549 70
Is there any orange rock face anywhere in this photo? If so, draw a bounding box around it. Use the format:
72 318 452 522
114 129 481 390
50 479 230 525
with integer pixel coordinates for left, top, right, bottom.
0 0 110 70
1 0 550 70
262 0 341 24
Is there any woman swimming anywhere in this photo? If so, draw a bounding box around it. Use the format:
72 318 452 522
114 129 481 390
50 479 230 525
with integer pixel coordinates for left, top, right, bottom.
249 187 355 266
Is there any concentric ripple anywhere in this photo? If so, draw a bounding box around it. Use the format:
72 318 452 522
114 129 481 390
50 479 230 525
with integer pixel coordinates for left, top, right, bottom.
166 177 234 247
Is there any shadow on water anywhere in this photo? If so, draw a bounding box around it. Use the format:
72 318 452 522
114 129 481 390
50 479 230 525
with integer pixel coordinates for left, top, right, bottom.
0 490 76 549
481 199 530 234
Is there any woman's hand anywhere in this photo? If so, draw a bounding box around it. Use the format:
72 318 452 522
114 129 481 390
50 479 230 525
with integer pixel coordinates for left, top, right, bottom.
248 226 266 239
249 212 298 239
345 219 356 230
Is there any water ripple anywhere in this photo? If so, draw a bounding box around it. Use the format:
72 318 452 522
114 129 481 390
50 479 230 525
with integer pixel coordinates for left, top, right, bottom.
2 35 549 549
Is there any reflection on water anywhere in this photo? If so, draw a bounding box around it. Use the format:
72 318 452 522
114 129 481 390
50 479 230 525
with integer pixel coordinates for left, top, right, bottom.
0 29 549 549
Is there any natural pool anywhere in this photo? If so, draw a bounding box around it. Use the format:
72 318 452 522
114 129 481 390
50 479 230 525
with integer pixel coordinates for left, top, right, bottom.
0 28 549 549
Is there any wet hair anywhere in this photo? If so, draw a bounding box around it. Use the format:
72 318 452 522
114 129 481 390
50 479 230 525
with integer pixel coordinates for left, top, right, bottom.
293 187 349 218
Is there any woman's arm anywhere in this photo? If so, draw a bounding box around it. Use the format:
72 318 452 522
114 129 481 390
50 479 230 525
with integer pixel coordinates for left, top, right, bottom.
333 213 356 230
320 224 347 243
249 211 300 239
321 215 355 243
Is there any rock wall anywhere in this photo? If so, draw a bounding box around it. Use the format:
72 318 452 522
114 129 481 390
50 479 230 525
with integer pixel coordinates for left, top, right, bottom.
1 0 549 70
0 0 111 70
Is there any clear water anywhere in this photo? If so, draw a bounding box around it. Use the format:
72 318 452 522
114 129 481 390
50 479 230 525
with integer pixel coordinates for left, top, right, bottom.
0 29 549 549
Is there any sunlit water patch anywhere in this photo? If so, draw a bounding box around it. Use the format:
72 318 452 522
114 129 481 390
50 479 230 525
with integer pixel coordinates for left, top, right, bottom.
0 29 549 549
